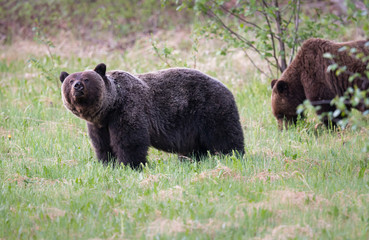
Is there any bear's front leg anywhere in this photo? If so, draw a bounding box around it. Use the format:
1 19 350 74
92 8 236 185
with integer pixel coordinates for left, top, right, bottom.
87 123 116 164
108 122 149 169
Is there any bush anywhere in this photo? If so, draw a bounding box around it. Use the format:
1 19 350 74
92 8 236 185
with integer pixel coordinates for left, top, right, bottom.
168 0 369 78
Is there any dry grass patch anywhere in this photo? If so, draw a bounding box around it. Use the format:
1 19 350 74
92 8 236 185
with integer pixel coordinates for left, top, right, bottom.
268 190 330 210
237 189 330 219
156 185 184 201
191 165 298 184
146 218 185 238
358 193 369 206
316 219 332 229
0 127 11 138
228 49 270 84
6 173 29 186
256 224 314 240
139 173 166 188
188 218 231 235
112 208 134 220
146 217 231 238
192 164 244 182
0 32 112 61
45 207 66 220
251 170 298 183
57 158 78 166
6 173 68 187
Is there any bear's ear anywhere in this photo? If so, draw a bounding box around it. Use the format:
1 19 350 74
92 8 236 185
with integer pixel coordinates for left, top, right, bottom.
276 80 288 94
60 72 69 83
94 63 106 78
271 79 278 89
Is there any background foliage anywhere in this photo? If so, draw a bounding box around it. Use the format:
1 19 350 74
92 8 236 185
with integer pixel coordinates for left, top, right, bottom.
169 0 369 77
0 0 192 43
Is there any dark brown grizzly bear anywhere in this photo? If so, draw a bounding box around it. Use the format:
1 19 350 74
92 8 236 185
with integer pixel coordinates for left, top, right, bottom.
271 38 369 129
60 63 244 168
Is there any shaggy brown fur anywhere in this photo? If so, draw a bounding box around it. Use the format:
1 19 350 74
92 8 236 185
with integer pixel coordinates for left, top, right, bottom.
60 64 244 168
271 38 369 129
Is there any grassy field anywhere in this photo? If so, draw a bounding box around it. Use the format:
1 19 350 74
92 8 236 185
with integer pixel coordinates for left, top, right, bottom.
1 26 369 239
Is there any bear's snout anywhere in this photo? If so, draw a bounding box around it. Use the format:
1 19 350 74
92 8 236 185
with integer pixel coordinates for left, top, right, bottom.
73 81 84 91
73 81 85 97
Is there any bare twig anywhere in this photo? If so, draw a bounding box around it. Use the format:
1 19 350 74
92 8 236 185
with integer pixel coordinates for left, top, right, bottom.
206 7 274 77
273 0 287 73
289 0 301 64
267 60 275 78
261 0 281 73
284 0 297 32
200 0 305 78
241 48 273 78
217 1 262 30
206 8 277 69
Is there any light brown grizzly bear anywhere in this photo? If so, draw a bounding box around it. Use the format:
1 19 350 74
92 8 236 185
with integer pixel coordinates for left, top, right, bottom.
271 38 369 129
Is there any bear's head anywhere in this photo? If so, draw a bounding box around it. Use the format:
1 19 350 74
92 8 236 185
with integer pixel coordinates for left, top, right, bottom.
60 63 109 122
271 79 303 130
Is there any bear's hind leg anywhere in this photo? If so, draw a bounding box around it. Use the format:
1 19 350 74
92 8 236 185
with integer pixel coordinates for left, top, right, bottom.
202 122 244 157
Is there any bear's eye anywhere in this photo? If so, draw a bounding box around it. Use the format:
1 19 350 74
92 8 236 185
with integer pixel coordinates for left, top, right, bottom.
83 79 89 83
70 80 74 84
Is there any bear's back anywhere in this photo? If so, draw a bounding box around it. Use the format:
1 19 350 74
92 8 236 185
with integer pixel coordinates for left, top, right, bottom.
136 68 240 154
136 68 235 113
136 68 228 94
283 38 369 97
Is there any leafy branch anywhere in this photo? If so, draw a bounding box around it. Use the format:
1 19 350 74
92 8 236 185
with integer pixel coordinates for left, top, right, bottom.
174 0 302 78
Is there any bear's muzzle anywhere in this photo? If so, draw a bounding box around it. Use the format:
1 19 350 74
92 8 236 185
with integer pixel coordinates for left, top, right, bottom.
73 81 85 97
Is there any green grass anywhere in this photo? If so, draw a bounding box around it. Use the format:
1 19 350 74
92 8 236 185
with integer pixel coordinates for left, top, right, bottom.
1 30 369 239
